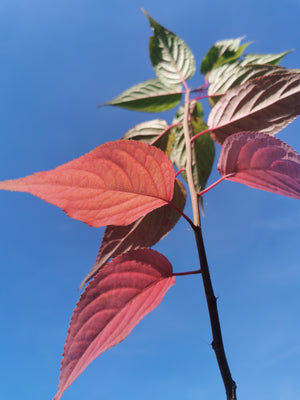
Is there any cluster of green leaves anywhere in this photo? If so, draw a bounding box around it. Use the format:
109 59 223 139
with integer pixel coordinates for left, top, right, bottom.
103 10 297 221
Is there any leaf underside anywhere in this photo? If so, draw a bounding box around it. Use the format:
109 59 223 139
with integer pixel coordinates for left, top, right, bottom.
0 140 175 227
207 49 291 106
218 132 300 199
54 249 175 400
208 71 300 144
208 64 286 106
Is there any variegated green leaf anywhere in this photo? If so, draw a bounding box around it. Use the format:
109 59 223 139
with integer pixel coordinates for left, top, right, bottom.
103 78 182 112
200 37 250 76
143 9 196 86
240 50 292 66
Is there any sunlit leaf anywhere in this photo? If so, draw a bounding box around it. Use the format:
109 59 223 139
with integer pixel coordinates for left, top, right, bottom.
208 63 286 106
170 101 215 192
207 71 300 144
240 50 292 66
200 37 250 76
143 9 195 85
102 78 182 112
80 179 186 288
54 249 175 400
0 141 175 227
218 132 300 199
208 50 291 105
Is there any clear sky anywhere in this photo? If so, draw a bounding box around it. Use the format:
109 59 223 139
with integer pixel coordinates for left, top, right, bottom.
0 1 299 400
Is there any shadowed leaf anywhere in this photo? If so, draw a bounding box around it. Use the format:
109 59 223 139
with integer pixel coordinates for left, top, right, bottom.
218 132 300 199
170 101 215 192
0 140 175 227
54 249 175 400
102 78 182 112
208 71 300 144
143 9 195 85
80 179 186 288
122 119 171 153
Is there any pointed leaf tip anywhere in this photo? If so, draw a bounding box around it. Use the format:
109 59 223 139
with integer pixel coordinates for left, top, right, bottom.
145 12 195 86
218 132 300 199
54 249 175 400
0 140 175 227
103 79 182 112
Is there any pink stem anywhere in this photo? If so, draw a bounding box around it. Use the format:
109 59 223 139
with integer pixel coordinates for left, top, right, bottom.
175 168 185 178
191 127 212 142
168 201 195 228
191 94 211 102
150 123 182 145
198 174 235 197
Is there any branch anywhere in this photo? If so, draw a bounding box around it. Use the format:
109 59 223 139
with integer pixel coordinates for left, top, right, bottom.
194 225 237 400
182 87 237 400
182 88 200 227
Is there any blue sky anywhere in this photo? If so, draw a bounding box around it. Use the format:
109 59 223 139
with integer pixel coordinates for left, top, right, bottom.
0 1 299 400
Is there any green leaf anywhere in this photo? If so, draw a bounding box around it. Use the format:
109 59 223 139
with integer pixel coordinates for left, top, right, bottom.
143 9 196 86
240 50 292 66
122 119 172 154
170 101 215 193
102 78 182 112
200 37 250 76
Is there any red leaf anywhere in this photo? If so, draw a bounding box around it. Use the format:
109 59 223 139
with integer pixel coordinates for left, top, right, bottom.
0 140 175 227
208 72 300 144
80 179 186 288
54 249 174 400
218 132 300 199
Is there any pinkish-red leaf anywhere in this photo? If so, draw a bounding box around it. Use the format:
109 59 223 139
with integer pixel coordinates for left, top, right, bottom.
208 72 300 144
218 132 300 199
0 140 175 227
80 179 186 288
54 249 174 400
